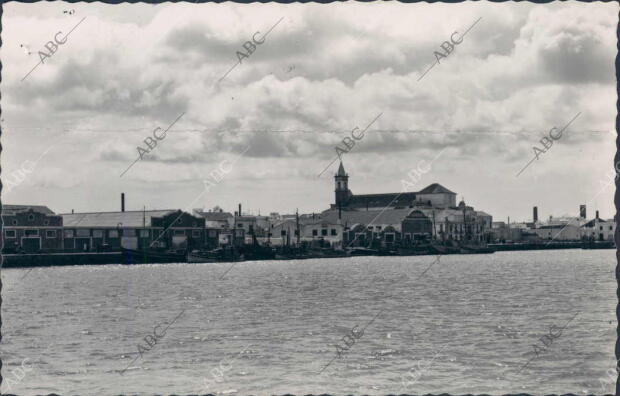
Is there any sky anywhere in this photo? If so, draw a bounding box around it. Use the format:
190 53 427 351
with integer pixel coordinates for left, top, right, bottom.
1 1 618 222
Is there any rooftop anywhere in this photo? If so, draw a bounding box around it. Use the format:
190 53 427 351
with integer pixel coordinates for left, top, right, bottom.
2 204 56 215
60 210 177 228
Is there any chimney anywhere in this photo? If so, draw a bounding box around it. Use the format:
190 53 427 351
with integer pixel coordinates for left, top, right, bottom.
533 206 538 222
596 210 599 219
580 204 586 219
121 193 125 212
71 209 74 214
238 203 242 217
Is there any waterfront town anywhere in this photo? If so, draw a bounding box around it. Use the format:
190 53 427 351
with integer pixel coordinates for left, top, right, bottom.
1 161 615 264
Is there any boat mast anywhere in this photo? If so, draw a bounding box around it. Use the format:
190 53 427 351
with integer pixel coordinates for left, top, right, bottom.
296 209 300 246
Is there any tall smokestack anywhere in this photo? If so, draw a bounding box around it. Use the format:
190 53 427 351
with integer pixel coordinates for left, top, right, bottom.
238 204 242 217
121 193 125 212
580 204 586 219
596 210 599 219
533 206 538 222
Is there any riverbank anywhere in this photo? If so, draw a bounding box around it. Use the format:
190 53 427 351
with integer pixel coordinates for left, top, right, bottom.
2 240 614 268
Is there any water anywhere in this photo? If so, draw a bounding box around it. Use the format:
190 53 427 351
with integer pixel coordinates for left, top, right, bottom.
1 249 616 395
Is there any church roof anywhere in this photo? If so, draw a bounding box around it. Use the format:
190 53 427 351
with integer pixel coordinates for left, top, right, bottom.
417 183 456 195
336 161 347 177
322 208 415 226
346 192 417 209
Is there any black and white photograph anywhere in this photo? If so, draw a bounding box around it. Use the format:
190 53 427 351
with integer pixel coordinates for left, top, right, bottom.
1 1 618 395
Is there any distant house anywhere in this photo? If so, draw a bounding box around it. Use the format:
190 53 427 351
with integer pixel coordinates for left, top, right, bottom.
60 209 205 251
532 224 582 241
582 217 615 241
234 215 269 236
2 205 62 253
194 209 234 229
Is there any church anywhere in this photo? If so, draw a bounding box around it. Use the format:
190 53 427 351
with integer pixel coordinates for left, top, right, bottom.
330 161 457 211
320 161 493 246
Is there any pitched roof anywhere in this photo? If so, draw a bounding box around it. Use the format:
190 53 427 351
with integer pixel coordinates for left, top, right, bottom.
417 183 456 195
2 205 56 215
345 192 417 209
475 211 493 217
581 218 608 228
322 208 415 226
60 210 176 228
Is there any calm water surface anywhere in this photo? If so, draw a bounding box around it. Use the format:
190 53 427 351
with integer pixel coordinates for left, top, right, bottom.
1 249 616 395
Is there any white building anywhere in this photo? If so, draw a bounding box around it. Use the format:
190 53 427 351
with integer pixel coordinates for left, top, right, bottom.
582 218 615 241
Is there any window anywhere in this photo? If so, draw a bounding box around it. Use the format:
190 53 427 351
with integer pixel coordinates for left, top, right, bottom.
281 230 286 236
108 230 119 238
192 230 201 238
237 224 242 228
28 214 35 221
385 233 395 242
173 230 185 236
46 230 57 238
312 229 318 236
93 230 104 238
44 220 49 226
294 230 299 236
139 230 150 238
5 230 16 238
123 229 136 237
331 229 337 236
12 220 17 226
193 222 197 227
64 230 74 238
321 229 328 236
24 229 38 236
235 230 243 237
208 230 217 237
376 226 382 231
76 229 90 237
610 226 613 231
600 226 603 231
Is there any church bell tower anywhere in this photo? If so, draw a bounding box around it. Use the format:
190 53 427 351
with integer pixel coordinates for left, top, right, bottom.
335 161 351 208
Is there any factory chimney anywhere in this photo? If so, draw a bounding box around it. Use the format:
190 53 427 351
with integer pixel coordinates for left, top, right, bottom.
579 204 586 219
121 193 125 212
238 203 242 217
533 206 538 223
596 210 600 220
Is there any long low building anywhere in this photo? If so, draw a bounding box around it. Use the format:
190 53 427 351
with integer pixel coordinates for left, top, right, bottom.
2 205 245 254
60 209 207 251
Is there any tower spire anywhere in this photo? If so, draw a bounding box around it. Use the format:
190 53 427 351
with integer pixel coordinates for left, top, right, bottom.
334 161 350 208
336 161 347 177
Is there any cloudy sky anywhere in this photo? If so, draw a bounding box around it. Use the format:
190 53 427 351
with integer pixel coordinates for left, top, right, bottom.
2 1 617 222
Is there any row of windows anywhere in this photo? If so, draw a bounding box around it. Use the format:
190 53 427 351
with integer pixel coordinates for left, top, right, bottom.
5 229 57 238
264 229 339 237
311 229 338 236
7 218 55 226
5 229 213 239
